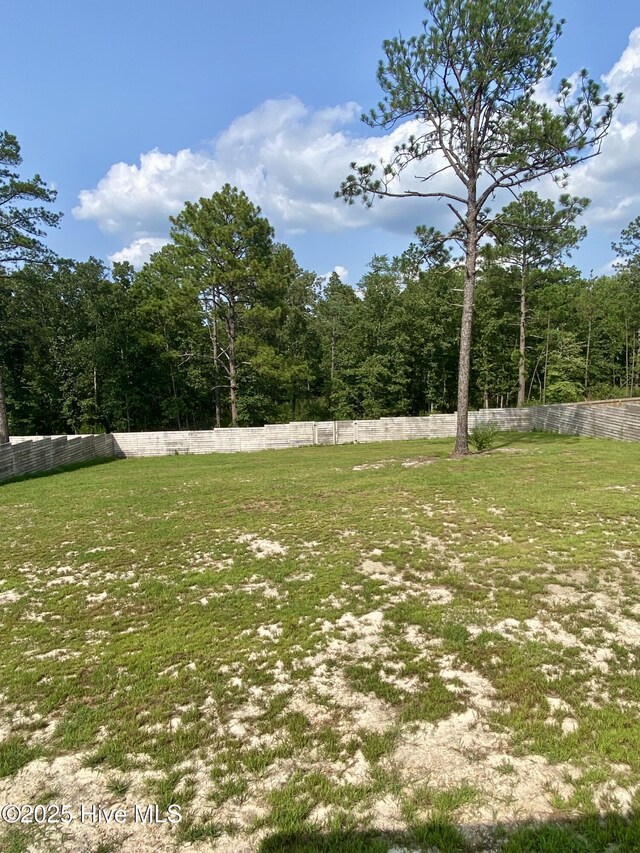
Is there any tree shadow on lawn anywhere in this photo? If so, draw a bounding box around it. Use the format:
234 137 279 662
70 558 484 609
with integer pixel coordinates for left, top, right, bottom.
259 810 640 852
489 430 583 451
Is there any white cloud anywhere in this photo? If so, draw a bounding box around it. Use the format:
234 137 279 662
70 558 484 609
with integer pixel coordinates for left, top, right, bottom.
75 29 640 267
480 29 640 247
75 149 224 234
319 264 350 283
596 258 620 277
332 265 349 282
73 96 457 260
551 28 640 231
109 237 168 268
604 27 640 103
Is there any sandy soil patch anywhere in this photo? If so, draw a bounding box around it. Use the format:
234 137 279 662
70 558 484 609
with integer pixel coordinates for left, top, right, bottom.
0 755 180 853
236 534 287 558
0 589 22 605
401 457 435 468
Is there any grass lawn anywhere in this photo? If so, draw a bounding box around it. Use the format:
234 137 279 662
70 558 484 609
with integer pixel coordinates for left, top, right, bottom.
0 432 639 852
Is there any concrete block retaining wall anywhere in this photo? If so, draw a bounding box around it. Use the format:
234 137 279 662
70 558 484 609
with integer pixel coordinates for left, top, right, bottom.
531 401 640 442
2 400 637 482
108 407 533 458
1 434 114 483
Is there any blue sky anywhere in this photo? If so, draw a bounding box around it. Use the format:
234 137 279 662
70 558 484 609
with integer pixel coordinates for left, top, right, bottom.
4 0 640 283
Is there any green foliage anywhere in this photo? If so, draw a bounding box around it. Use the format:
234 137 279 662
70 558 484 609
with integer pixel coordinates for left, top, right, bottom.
338 0 620 235
0 131 61 269
3 243 640 433
612 214 640 272
0 20 633 441
494 192 588 270
1 161 639 435
0 131 62 441
469 422 499 452
167 184 276 426
134 187 325 429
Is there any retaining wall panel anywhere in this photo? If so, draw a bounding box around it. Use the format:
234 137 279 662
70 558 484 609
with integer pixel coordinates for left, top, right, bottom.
335 422 356 445
622 405 640 441
0 445 15 479
13 442 35 474
30 441 48 473
315 421 336 446
264 422 314 449
212 428 265 453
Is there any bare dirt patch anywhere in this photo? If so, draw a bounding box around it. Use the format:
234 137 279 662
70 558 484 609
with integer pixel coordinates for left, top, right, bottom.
236 534 288 559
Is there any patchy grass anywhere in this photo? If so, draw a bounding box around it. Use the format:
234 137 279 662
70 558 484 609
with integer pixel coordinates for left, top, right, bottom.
0 432 639 852
0 737 41 779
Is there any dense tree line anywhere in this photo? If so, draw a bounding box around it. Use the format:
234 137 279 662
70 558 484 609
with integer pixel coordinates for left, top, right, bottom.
2 182 639 436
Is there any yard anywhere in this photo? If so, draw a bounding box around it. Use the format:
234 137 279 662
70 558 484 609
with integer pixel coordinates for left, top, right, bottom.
0 433 639 852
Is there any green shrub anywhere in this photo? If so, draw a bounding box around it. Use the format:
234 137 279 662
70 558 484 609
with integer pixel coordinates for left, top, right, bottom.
470 422 499 452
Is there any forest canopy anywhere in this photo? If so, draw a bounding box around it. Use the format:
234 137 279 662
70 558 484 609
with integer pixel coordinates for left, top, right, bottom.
1 184 639 437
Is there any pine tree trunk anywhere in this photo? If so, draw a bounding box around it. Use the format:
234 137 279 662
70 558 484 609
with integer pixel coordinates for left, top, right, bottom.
207 312 222 429
227 303 238 428
0 364 9 444
169 362 181 431
625 320 630 396
517 263 527 407
631 329 638 397
453 202 478 456
93 365 99 429
119 347 131 431
542 316 551 404
584 317 591 398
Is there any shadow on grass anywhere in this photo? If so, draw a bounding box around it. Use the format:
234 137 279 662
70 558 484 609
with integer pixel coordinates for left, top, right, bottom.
1 454 119 486
489 430 583 451
258 810 640 852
